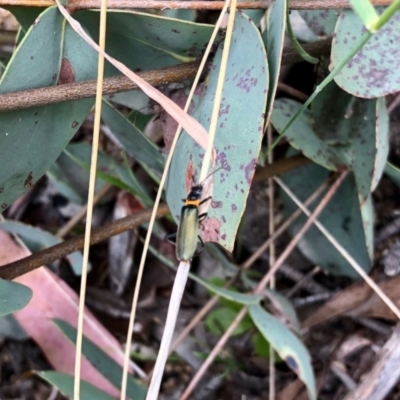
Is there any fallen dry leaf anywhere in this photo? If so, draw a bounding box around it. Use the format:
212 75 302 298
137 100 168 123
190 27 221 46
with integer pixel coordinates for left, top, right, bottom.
302 276 400 330
0 229 142 396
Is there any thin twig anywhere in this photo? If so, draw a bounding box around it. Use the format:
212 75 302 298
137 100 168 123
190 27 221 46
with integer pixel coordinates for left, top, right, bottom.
277 82 309 102
0 0 392 9
0 204 170 280
0 39 332 114
0 62 200 113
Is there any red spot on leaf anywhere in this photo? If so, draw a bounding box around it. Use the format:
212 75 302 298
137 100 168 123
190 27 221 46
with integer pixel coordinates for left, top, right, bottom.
58 58 75 85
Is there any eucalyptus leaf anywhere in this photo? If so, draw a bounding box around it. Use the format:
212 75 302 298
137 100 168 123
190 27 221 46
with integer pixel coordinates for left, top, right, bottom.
5 6 45 33
384 162 400 187
205 307 253 336
53 319 146 400
279 151 372 278
162 9 197 22
167 11 269 251
75 10 217 76
0 315 28 340
299 9 341 36
0 7 97 211
263 0 286 122
249 304 316 400
286 9 319 64
264 289 301 334
332 8 400 98
38 371 114 400
0 279 32 316
288 11 318 43
101 100 165 172
272 87 389 202
191 275 262 305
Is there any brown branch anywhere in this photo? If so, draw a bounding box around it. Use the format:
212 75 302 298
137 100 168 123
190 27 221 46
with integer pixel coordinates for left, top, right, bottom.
0 61 200 113
0 0 393 10
0 39 331 113
0 203 170 280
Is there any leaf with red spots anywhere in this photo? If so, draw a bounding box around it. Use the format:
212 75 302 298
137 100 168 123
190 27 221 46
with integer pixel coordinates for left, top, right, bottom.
271 81 389 203
332 8 400 98
166 11 269 251
249 304 316 400
299 9 341 36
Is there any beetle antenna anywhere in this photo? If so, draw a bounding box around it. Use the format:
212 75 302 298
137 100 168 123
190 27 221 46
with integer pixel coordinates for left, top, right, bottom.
199 166 223 185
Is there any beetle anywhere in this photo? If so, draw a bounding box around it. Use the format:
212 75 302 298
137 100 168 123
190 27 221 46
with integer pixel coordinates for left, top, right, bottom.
175 183 211 262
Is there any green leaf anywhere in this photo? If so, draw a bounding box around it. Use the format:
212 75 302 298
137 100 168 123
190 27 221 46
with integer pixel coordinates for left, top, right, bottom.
0 220 86 275
263 0 287 122
264 289 301 334
0 279 32 316
0 7 97 212
384 162 400 187
105 90 153 113
299 9 341 36
286 9 319 64
101 100 165 172
166 11 269 251
272 98 349 171
252 331 271 359
0 315 28 339
279 150 372 278
350 0 379 30
60 142 153 207
192 276 262 305
75 9 217 75
271 86 389 202
311 82 389 200
332 8 400 98
242 10 265 24
249 304 316 400
53 319 146 400
162 9 197 22
205 306 253 336
38 371 114 400
5 6 46 33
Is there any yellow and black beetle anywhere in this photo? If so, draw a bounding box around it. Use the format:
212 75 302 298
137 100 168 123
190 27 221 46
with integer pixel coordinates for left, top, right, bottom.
175 183 211 262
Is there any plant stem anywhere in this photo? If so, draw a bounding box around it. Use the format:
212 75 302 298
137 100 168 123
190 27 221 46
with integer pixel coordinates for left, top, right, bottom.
372 0 400 30
0 204 169 280
0 39 331 113
0 62 200 113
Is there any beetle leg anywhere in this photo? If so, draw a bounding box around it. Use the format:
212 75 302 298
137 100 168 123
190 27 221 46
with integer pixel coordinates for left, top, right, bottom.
165 232 177 244
194 235 205 256
199 196 212 206
198 212 207 222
